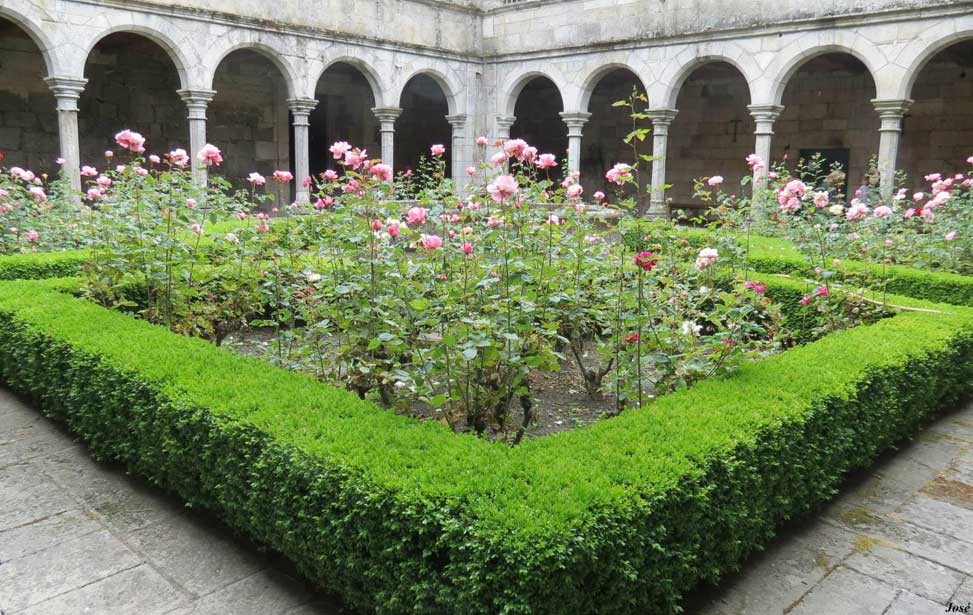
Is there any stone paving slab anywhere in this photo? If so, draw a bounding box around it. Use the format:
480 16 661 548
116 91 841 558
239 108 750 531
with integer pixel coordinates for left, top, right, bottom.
0 390 344 615
689 399 973 615
2 387 972 614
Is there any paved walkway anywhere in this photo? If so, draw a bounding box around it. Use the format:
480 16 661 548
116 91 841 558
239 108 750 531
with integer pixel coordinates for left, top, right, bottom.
689 400 973 615
2 388 972 615
0 389 343 615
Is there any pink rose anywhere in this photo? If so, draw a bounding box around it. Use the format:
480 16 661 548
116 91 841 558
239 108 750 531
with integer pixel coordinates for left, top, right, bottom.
168 149 190 166
247 172 266 186
406 207 428 225
329 141 351 159
273 170 294 182
536 154 557 169
487 175 519 202
197 144 223 166
420 234 442 250
114 129 146 153
707 175 724 187
369 164 393 182
430 144 446 157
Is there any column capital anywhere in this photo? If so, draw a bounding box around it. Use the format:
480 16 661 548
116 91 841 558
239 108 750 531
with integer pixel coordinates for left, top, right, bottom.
178 88 217 120
647 107 679 125
559 111 592 134
45 76 87 111
287 97 318 121
371 106 402 124
445 113 468 129
871 98 913 121
495 114 516 130
747 104 785 122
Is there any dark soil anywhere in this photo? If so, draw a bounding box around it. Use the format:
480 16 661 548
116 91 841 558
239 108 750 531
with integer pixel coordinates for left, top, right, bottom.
223 328 632 441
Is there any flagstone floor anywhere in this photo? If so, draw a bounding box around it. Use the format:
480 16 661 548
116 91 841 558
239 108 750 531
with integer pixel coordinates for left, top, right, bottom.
2 387 972 615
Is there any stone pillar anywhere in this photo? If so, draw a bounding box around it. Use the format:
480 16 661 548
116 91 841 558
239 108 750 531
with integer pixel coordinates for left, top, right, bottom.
559 111 591 176
288 97 318 204
495 114 516 141
371 107 402 169
45 77 86 191
177 89 217 187
747 104 784 185
872 98 913 199
646 107 678 219
446 113 469 188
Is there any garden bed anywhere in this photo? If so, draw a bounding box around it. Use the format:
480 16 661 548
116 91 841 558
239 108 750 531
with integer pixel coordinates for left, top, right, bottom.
0 274 970 614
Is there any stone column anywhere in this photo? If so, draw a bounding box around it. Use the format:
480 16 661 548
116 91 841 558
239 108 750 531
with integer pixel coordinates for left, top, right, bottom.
747 104 784 185
177 89 217 187
288 97 318 204
559 111 591 176
495 114 516 141
371 107 402 169
646 107 678 219
446 113 469 188
872 98 913 199
45 77 87 191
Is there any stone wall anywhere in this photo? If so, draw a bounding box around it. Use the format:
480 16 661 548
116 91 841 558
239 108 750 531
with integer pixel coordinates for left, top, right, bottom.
666 64 754 207
0 20 58 176
480 0 968 55
79 33 188 168
581 70 647 199
140 0 481 55
899 40 973 189
772 56 880 196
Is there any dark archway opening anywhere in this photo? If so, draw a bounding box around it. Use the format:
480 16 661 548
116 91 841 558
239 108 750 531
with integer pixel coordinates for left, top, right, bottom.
511 77 566 174
667 62 753 212
774 53 878 198
396 74 451 177
582 68 647 198
900 40 973 189
310 62 379 175
0 18 56 175
210 49 291 203
80 33 185 165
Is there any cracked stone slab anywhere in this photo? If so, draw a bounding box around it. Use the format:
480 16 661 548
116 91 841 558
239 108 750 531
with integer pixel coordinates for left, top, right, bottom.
844 543 965 603
0 529 142 612
164 569 312 615
0 461 77 533
17 564 188 615
0 508 102 562
41 446 186 533
122 513 267 597
885 590 947 615
787 566 898 615
893 495 973 544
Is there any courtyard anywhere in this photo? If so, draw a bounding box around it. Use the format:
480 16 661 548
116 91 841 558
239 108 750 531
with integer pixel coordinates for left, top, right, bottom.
0 0 972 614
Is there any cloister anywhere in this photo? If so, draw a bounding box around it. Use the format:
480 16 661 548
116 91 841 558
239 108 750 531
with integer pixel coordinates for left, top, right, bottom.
1 1 971 213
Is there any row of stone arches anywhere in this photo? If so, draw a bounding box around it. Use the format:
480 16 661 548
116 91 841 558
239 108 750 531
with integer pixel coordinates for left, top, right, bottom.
0 22 457 198
503 40 972 210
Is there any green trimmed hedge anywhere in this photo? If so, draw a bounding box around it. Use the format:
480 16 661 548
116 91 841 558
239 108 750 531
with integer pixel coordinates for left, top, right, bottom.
625 225 973 307
0 250 89 280
0 276 971 613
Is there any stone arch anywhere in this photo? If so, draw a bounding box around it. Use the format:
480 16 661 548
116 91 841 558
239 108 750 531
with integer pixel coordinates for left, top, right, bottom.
901 28 973 100
315 56 386 108
658 50 758 109
578 63 647 112
206 41 299 99
768 44 881 106
396 67 461 115
500 68 568 117
0 4 56 77
81 25 191 90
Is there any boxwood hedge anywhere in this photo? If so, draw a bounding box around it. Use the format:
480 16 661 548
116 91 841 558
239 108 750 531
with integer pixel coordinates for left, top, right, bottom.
0 273 971 614
625 225 973 306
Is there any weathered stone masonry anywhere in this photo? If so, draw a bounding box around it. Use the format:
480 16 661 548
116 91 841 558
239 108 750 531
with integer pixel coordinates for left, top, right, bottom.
1 0 972 211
